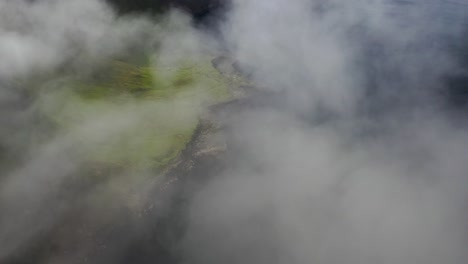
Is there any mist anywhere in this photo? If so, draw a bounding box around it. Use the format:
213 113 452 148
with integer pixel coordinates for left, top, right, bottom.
1 0 468 263
183 1 468 264
0 1 206 262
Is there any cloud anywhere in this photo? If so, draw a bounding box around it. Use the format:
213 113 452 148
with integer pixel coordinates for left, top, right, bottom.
0 0 468 263
0 1 202 261
181 1 468 264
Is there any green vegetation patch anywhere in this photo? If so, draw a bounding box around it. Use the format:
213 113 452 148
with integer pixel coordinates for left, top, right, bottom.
38 56 244 171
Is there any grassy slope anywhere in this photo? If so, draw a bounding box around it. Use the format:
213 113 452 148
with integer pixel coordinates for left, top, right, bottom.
38 57 246 172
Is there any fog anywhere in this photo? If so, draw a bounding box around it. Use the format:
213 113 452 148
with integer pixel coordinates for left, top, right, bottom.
183 1 468 264
1 0 468 263
0 1 200 262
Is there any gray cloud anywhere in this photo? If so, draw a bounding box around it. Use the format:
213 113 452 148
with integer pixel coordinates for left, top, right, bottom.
0 1 193 261
181 1 468 264
1 0 468 263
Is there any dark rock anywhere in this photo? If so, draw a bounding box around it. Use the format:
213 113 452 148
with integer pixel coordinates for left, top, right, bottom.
106 0 227 17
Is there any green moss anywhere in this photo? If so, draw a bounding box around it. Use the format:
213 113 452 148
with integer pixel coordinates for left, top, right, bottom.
76 61 159 99
38 56 243 172
86 116 198 169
